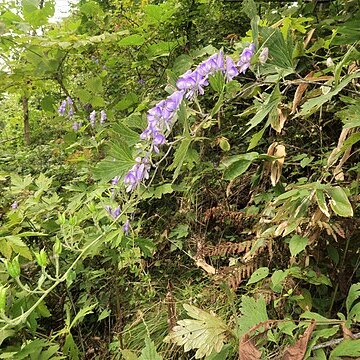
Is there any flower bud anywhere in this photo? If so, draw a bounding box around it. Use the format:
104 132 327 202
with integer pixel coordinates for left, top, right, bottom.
53 238 62 255
35 249 48 267
0 286 7 312
326 57 334 67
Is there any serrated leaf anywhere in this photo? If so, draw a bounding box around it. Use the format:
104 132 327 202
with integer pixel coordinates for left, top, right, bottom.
327 187 353 217
289 235 308 257
237 296 268 337
139 337 162 360
169 304 228 359
329 339 360 359
247 267 269 285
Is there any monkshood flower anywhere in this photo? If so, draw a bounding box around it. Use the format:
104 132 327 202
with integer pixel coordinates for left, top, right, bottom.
259 47 269 64
123 219 130 234
140 91 184 152
72 121 81 131
225 56 239 82
124 157 150 192
237 43 255 74
111 175 120 186
11 201 18 210
177 69 209 99
58 100 67 116
100 110 107 124
105 205 121 219
90 110 96 127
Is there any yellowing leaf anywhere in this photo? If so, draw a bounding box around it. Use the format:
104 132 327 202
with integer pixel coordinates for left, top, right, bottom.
167 304 229 359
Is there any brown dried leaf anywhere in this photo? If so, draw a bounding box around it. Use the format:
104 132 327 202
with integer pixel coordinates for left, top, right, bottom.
304 28 315 49
271 106 288 133
239 321 275 360
341 323 355 339
271 144 286 186
239 334 262 360
291 71 315 114
283 321 316 360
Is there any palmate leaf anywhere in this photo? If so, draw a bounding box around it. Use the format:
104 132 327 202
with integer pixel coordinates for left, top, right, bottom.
237 296 268 337
168 304 229 359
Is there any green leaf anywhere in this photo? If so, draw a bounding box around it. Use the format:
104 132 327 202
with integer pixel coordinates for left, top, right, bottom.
98 309 111 321
237 296 268 337
289 235 308 257
139 337 162 360
121 349 138 360
222 152 258 180
63 333 80 360
205 344 231 360
168 304 229 359
301 73 360 116
246 85 281 133
271 269 288 292
86 77 103 93
329 339 360 360
114 93 138 111
119 34 145 46
93 140 134 181
70 304 96 330
111 122 140 146
346 283 360 316
247 267 269 285
167 137 192 181
327 186 353 217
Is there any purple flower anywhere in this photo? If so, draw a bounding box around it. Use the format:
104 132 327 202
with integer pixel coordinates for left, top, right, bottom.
58 100 67 116
105 205 121 219
237 43 255 74
11 201 18 210
111 176 120 186
259 47 269 64
100 110 107 124
124 157 150 192
67 97 73 105
197 51 225 77
176 69 208 99
225 56 239 81
123 219 130 234
68 107 74 117
90 110 96 127
72 121 80 131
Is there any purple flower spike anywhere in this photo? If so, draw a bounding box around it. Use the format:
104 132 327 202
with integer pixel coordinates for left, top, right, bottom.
259 47 269 64
67 97 73 105
123 219 130 234
90 110 96 127
100 110 107 124
105 205 121 219
72 121 80 131
225 56 239 82
58 100 67 116
11 201 18 210
68 107 74 117
124 157 150 192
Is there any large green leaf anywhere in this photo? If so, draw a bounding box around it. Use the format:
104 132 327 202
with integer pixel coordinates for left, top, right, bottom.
237 296 268 337
119 34 145 46
326 186 353 217
329 339 360 359
289 235 308 257
93 141 134 181
346 283 360 316
247 267 269 285
139 337 162 360
168 304 229 359
222 152 259 180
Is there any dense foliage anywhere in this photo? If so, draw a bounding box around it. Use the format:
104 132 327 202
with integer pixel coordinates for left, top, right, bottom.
0 0 359 359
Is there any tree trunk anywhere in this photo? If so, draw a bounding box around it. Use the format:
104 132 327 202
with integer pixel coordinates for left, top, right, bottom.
22 96 30 145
